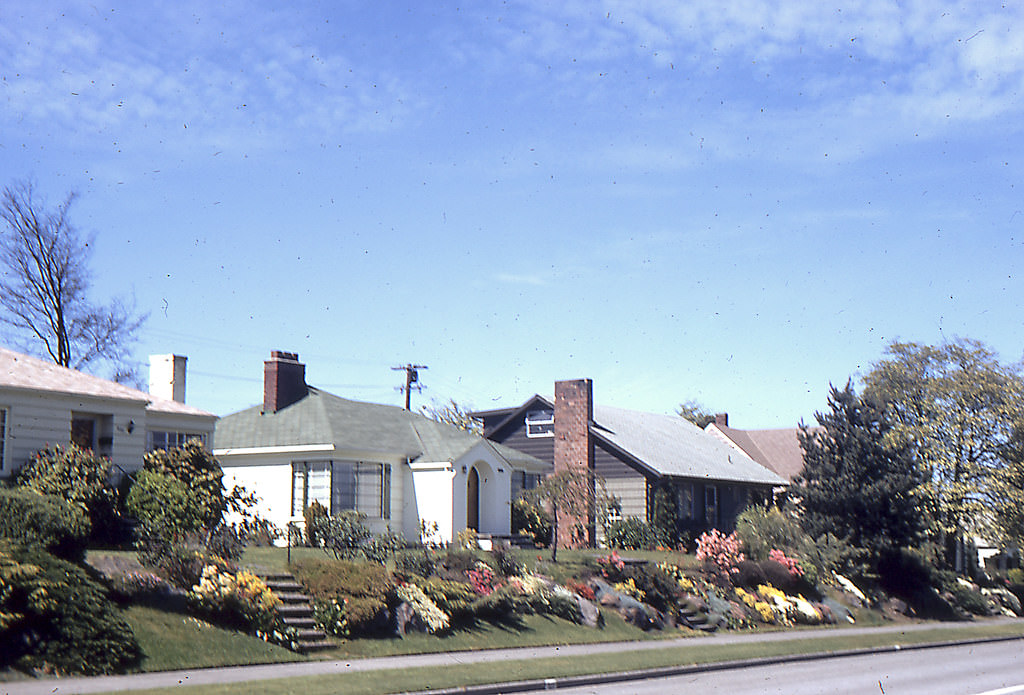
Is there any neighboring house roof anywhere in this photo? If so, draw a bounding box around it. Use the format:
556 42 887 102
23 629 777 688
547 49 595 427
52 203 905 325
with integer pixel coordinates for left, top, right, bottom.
592 405 787 486
706 423 807 482
0 346 215 418
215 387 549 472
475 395 787 487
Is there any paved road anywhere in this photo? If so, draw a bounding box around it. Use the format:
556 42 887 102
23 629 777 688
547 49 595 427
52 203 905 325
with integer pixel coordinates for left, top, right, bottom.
1 620 1020 695
541 640 1024 695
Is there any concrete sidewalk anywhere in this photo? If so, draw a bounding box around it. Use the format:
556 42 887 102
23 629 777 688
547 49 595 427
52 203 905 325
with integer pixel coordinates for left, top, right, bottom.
2 620 1020 695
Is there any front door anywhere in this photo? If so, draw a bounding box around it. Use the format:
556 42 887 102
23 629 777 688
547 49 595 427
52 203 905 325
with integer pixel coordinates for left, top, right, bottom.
467 467 480 531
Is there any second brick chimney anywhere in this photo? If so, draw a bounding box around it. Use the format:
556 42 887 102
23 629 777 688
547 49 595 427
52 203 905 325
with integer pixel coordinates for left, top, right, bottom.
263 351 308 414
714 412 729 427
553 378 595 548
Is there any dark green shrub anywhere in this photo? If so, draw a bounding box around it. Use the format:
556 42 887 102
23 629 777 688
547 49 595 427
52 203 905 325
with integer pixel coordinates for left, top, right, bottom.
490 545 522 578
291 557 393 634
949 584 992 616
143 440 226 531
731 560 768 589
469 584 530 620
620 563 682 613
303 501 329 546
512 498 552 547
363 531 404 565
206 523 245 563
421 577 478 623
135 529 228 589
396 550 438 579
126 470 201 540
735 505 808 561
0 541 141 675
0 488 90 561
440 549 479 575
14 443 111 512
649 484 678 546
605 517 661 550
314 510 372 560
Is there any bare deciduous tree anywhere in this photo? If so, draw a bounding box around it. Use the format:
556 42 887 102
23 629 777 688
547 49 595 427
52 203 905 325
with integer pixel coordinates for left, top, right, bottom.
0 180 146 378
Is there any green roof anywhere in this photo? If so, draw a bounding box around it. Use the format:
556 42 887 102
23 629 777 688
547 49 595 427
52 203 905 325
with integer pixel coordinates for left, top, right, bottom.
215 387 548 471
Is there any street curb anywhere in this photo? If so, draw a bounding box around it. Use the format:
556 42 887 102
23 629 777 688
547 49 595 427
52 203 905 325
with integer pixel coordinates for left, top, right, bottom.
411 633 1024 695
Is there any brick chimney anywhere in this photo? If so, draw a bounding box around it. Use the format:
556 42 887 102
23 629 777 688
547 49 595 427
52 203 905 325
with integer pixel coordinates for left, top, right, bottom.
715 412 729 427
553 378 595 548
263 351 308 414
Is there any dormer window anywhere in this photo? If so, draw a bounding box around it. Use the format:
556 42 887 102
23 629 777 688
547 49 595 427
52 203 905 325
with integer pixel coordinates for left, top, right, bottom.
525 409 554 438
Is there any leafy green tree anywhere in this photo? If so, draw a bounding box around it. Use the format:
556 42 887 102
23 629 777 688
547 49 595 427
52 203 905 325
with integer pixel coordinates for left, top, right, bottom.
862 338 1024 570
798 382 928 572
677 399 716 428
520 468 615 561
991 426 1024 550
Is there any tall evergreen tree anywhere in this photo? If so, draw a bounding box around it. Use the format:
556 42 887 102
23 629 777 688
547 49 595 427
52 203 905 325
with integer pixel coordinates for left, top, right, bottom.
797 382 927 569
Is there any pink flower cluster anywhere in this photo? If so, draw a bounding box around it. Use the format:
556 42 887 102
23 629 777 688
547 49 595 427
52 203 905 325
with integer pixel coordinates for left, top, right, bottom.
466 564 498 595
768 549 805 578
695 529 746 576
597 550 626 577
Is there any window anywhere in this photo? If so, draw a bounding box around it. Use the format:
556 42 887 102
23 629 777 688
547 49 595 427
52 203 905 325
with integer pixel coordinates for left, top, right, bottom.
148 431 206 451
525 409 554 438
0 407 7 472
677 482 694 520
704 485 719 527
291 460 391 519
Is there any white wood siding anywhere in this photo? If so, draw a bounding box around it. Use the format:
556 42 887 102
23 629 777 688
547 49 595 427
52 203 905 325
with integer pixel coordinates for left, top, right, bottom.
0 388 150 477
606 475 647 519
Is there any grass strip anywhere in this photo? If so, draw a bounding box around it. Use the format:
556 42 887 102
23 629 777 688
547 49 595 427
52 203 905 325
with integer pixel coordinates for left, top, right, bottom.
99 622 1024 695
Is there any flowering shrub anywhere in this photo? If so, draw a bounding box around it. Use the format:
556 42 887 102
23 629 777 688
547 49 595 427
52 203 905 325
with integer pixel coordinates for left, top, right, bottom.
695 530 745 577
566 578 596 601
656 562 695 593
313 597 350 637
190 565 297 648
466 562 499 596
768 549 805 579
613 577 646 602
108 571 171 603
396 583 449 634
596 550 626 579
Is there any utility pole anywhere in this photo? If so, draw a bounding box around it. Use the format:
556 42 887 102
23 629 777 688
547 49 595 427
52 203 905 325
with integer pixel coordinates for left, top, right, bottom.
392 363 427 410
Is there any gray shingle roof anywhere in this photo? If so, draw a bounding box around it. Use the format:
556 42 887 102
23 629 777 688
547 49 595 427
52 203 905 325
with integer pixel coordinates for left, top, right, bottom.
593 405 787 486
215 387 549 471
0 346 215 418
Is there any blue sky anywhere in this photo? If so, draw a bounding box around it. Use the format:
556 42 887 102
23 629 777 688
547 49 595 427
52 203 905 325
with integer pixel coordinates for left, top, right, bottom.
2 1 1022 428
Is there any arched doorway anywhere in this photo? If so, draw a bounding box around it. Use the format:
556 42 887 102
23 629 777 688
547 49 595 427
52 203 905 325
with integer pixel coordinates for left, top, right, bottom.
467 466 480 531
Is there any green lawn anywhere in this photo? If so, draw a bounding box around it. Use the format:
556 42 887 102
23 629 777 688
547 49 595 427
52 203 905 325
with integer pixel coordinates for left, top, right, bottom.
317 609 679 660
124 605 305 672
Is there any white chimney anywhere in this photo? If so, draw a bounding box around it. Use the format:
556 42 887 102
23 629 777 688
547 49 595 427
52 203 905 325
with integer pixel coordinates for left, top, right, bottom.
149 354 187 403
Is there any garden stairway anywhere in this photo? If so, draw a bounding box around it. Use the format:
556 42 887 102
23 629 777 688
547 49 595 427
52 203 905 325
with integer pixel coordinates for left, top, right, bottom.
678 597 723 633
261 572 335 653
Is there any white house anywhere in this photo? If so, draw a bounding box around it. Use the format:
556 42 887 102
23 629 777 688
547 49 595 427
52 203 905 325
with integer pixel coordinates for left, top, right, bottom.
214 351 550 544
0 347 216 478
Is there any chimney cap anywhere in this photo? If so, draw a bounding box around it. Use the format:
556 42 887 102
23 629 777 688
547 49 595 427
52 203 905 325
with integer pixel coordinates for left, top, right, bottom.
269 350 300 361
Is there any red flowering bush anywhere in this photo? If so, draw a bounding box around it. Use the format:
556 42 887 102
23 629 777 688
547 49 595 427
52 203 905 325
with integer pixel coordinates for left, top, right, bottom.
768 549 804 579
695 529 746 577
466 562 499 596
596 550 626 579
566 578 596 601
